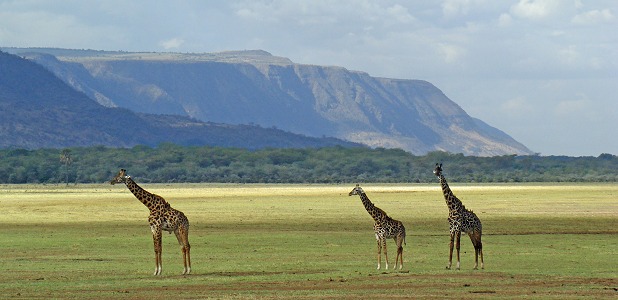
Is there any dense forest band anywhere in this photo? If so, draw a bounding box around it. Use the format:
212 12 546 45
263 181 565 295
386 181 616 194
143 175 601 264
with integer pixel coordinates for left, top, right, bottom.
1 144 616 184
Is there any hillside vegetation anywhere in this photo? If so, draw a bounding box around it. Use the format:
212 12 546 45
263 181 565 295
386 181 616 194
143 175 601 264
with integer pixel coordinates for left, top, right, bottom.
0 50 358 150
1 145 616 184
3 47 532 156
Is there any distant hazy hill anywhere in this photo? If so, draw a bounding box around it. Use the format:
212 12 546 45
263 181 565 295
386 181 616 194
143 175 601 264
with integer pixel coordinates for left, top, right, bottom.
0 51 360 149
3 48 533 156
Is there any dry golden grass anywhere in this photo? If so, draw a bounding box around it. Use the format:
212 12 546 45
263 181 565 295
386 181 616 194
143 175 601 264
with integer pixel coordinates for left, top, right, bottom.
0 183 616 298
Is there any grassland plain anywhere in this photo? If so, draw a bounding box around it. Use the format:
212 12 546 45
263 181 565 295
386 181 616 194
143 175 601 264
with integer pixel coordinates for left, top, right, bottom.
0 183 616 299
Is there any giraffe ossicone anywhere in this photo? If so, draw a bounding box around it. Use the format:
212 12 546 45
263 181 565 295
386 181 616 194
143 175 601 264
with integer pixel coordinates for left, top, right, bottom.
349 184 407 270
111 169 191 276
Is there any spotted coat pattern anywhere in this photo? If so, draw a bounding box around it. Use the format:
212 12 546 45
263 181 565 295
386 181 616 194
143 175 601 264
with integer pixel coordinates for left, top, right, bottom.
349 184 406 270
111 169 191 275
433 163 484 270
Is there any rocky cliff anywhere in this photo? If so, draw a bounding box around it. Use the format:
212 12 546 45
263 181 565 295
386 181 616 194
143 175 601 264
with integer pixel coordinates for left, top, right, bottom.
4 48 533 156
0 50 359 150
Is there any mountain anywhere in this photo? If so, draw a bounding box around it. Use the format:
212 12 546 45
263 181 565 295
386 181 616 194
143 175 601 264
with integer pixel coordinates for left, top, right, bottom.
0 50 360 149
2 48 533 156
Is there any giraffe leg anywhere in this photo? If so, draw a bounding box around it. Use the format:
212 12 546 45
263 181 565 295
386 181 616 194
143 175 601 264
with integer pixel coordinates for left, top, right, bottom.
477 232 484 270
151 227 163 276
175 227 191 275
469 232 479 270
393 238 399 270
395 236 404 270
468 231 484 270
376 237 382 270
185 240 192 275
447 232 455 269
455 231 461 270
474 238 479 270
382 238 389 270
156 248 162 275
468 232 477 270
480 248 484 270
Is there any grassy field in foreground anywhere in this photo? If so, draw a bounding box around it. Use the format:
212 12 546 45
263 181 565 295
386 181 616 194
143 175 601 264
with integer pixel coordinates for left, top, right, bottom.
0 183 616 299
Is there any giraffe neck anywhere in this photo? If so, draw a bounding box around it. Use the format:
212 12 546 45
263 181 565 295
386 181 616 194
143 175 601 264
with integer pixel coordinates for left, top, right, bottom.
438 174 464 212
359 192 386 222
124 177 169 212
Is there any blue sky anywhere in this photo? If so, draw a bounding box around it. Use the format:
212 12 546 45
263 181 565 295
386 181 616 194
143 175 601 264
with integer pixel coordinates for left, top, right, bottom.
1 0 616 156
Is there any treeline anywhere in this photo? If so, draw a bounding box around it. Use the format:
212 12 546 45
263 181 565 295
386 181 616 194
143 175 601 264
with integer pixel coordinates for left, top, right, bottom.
1 144 617 184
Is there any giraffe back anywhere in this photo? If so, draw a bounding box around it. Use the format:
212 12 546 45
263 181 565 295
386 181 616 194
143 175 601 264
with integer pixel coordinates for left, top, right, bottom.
349 184 406 239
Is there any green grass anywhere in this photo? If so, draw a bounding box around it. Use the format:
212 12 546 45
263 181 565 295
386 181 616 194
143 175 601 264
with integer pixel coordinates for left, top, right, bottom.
0 183 616 299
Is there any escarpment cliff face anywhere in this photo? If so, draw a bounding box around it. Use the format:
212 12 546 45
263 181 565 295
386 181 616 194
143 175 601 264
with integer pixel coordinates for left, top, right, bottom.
4 48 532 156
0 50 360 150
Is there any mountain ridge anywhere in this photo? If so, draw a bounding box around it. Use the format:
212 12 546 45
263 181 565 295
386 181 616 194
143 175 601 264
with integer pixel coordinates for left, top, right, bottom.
0 50 360 150
2 47 533 156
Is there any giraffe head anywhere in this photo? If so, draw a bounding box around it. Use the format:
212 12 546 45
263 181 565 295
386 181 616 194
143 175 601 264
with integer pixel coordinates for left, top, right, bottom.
110 169 130 185
348 184 364 196
433 163 443 177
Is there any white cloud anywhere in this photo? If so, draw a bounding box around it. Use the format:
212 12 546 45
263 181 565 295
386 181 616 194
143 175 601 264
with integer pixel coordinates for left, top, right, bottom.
500 96 535 116
1 0 617 155
233 0 416 28
554 95 592 117
438 43 465 63
557 45 579 64
510 0 559 19
385 4 414 24
0 9 126 49
572 9 614 25
235 8 258 19
159 38 185 50
442 0 473 17
498 13 513 26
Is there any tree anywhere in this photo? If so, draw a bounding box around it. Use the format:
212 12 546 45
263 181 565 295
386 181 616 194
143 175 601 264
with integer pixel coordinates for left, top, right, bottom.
60 149 72 185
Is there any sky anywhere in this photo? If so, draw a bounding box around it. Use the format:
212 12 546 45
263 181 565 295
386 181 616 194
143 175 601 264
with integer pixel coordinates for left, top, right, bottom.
0 0 616 156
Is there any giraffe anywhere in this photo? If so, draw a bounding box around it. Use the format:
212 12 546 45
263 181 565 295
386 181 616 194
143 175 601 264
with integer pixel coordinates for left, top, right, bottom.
110 169 191 275
433 163 484 270
349 184 406 270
